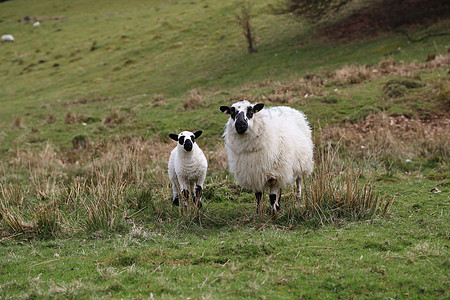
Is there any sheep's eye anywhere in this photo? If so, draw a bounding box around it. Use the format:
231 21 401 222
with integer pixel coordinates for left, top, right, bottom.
191 136 195 143
179 136 185 145
230 107 236 120
246 107 254 119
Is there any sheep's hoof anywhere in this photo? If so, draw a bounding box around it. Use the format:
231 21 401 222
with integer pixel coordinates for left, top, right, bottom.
172 196 179 206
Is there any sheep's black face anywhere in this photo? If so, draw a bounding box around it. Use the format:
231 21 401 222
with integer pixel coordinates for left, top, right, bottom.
169 130 203 152
220 101 264 135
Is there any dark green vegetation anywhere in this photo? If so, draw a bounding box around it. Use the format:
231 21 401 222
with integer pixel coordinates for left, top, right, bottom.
1 0 449 298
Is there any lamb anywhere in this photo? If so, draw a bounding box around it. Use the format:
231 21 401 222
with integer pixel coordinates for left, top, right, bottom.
1 34 15 42
220 100 314 214
168 130 207 208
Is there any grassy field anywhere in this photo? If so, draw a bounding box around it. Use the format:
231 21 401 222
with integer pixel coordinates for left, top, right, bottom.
0 0 449 298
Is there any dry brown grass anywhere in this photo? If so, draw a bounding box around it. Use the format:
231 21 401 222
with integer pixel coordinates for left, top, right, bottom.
64 111 82 124
319 113 450 161
301 143 393 224
332 65 371 85
232 53 448 106
11 116 25 129
149 93 165 107
103 109 126 126
183 88 205 110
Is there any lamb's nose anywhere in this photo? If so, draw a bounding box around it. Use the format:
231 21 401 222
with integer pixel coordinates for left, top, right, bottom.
184 140 193 151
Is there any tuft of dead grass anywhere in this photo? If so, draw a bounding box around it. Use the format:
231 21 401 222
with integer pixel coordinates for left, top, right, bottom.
11 116 25 129
64 111 82 124
103 109 125 126
183 88 205 110
301 143 393 225
332 65 371 85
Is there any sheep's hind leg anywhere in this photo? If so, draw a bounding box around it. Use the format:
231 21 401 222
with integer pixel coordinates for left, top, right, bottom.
269 187 281 215
296 177 305 207
255 192 262 215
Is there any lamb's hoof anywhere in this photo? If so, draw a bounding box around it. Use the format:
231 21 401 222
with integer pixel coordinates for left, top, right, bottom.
172 196 179 206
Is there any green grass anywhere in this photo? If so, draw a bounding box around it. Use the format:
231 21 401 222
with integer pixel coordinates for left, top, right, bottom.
1 178 448 298
1 0 449 298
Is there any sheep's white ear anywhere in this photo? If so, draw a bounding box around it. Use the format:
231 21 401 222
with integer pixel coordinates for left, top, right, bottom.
194 131 203 139
254 103 264 112
169 134 178 141
220 106 231 114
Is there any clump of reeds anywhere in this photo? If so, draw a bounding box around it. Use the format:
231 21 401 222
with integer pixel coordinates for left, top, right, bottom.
301 143 393 225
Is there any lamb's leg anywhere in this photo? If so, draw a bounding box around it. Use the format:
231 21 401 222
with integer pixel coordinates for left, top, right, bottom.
180 177 189 209
189 180 197 205
255 192 262 214
169 174 179 206
195 185 203 208
269 187 281 215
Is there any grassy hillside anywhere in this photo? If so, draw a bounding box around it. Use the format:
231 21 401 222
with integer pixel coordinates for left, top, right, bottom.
0 0 449 298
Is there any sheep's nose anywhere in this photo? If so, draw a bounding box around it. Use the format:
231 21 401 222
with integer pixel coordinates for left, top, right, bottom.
235 113 248 134
184 140 193 151
235 122 247 134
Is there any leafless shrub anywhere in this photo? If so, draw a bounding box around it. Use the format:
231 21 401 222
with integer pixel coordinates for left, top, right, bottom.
236 1 257 53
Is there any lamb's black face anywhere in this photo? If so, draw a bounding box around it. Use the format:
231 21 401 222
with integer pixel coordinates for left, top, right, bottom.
169 130 203 152
220 101 264 135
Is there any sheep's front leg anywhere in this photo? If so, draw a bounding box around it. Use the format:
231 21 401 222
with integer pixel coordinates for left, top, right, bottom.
269 187 281 215
255 192 262 214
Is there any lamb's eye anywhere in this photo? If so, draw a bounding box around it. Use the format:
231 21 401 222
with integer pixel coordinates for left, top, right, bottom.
191 136 195 143
179 136 185 145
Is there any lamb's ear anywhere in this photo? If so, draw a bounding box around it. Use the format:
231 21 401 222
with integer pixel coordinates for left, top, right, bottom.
220 106 231 114
254 103 264 112
193 130 203 139
169 134 178 141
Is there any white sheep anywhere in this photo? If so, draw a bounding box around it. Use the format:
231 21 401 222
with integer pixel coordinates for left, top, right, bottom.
168 130 207 208
1 34 15 42
220 100 314 214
